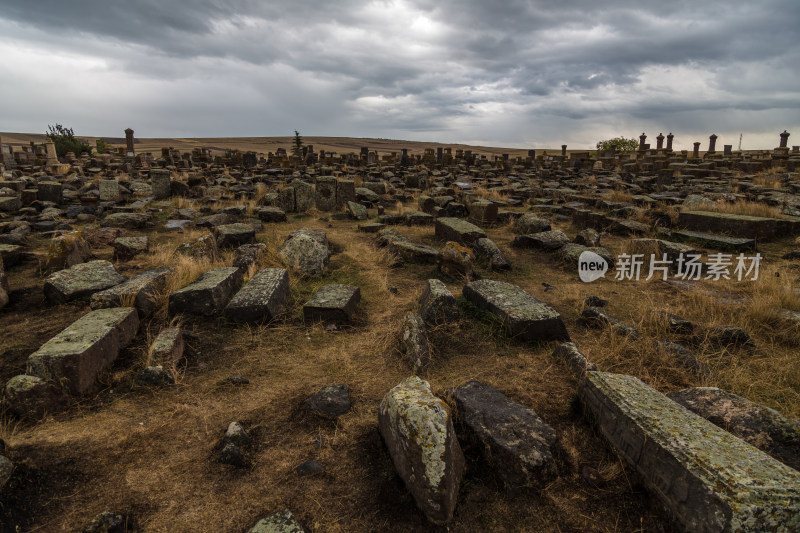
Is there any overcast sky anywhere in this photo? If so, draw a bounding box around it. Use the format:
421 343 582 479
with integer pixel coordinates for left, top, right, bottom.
1 0 798 150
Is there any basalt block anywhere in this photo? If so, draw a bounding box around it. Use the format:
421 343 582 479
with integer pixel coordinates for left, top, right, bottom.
580 371 800 532
26 308 139 395
224 268 290 324
462 279 569 342
435 217 486 245
169 267 243 316
90 267 171 317
302 284 360 324
44 260 127 304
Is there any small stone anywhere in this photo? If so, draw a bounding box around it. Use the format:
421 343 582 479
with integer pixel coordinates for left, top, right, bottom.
135 366 174 387
584 295 608 307
574 228 600 247
295 460 325 477
302 384 350 419
247 509 305 533
218 442 245 467
82 510 128 533
707 326 753 347
226 375 249 386
4 374 72 420
225 421 251 447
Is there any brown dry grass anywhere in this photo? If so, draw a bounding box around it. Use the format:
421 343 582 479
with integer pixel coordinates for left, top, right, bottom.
681 199 785 219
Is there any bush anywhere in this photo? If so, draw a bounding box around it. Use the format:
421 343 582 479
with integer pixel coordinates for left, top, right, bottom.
46 124 91 158
596 137 638 154
96 139 111 154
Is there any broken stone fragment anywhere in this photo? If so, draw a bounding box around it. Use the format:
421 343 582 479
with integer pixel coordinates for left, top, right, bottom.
4 374 72 420
378 376 465 525
400 312 431 374
552 342 596 376
302 384 351 419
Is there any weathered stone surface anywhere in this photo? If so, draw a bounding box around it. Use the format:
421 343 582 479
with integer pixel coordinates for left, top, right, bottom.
658 340 708 376
315 177 337 211
574 228 600 247
378 377 465 525
101 212 150 229
254 206 288 223
303 284 360 324
45 231 91 271
404 210 434 226
580 371 800 532
225 268 290 324
175 233 219 261
435 217 486 245
346 200 368 220
293 179 315 212
558 243 616 268
0 244 22 267
418 279 458 325
515 213 551 234
150 169 171 199
400 312 431 373
44 260 127 304
474 237 511 271
468 200 498 226
169 267 243 316
383 231 438 264
0 454 12 492
679 210 784 240
552 342 597 376
4 374 72 419
112 236 148 260
673 229 756 252
278 228 331 276
302 384 351 419
135 365 174 386
581 307 641 338
463 280 569 342
437 241 474 278
512 230 570 250
277 187 296 212
83 510 128 533
149 327 184 366
248 509 305 533
336 178 356 209
214 223 255 248
232 242 266 274
668 387 800 472
99 179 120 202
27 307 139 395
90 267 171 317
453 380 558 490
37 181 63 204
0 196 21 212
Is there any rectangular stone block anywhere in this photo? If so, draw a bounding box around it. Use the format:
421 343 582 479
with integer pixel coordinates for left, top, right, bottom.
99 179 120 202
303 284 360 324
27 308 139 394
462 279 569 341
90 267 171 317
678 211 783 240
434 217 486 245
150 169 171 200
37 181 63 204
579 371 800 532
336 178 355 209
315 177 337 211
169 267 243 316
224 268 290 324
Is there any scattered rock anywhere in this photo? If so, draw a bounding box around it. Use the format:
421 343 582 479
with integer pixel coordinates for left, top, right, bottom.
218 442 245 467
302 384 351 419
418 279 459 325
4 374 72 420
135 365 174 387
400 312 431 373
436 241 475 279
296 460 325 477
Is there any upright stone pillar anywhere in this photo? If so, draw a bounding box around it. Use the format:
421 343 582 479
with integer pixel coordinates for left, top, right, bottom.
639 133 647 151
45 141 58 165
125 128 135 156
666 133 674 151
436 147 443 165
693 142 701 158
561 145 567 157
708 134 718 154
779 130 790 148
724 145 732 156
150 169 171 200
656 133 665 150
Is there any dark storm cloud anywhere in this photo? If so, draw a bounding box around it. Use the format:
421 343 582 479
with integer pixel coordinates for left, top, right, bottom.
0 0 797 148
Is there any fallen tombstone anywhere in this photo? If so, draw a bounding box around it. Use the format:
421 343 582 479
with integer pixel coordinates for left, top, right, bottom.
378 376 465 525
232 242 267 273
453 380 558 490
303 284 360 324
278 228 331 276
101 212 150 229
214 222 256 248
44 231 91 271
112 236 149 260
175 233 219 261
580 371 800 532
552 342 597 376
149 327 184 366
169 267 243 316
418 279 459 325
462 279 569 342
512 230 570 250
473 237 511 271
437 241 474 278
43 260 127 304
435 217 486 245
224 268 290 324
26 307 139 395
400 312 431 373
514 213 551 234
90 267 171 317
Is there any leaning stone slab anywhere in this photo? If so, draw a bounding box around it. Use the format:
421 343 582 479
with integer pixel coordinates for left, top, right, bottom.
303 284 360 324
378 377 465 525
580 371 800 532
672 229 756 252
149 327 184 366
474 237 511 271
44 260 127 304
667 387 800 472
169 267 243 316
26 308 139 395
400 312 431 374
462 280 569 342
453 380 557 490
90 267 171 317
247 509 305 533
418 279 459 325
435 217 486 245
224 268 290 324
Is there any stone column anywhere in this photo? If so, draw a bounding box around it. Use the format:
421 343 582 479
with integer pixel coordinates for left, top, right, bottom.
45 141 58 165
436 147 443 164
528 149 535 159
724 145 732 156
693 142 700 158
125 128 135 155
639 133 647 150
666 133 674 151
708 134 718 154
780 130 790 148
561 145 567 157
360 147 368 161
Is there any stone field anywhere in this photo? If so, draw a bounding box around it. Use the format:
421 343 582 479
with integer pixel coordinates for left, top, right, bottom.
0 131 799 531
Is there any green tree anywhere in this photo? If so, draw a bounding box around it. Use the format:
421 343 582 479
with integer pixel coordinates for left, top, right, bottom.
96 139 111 154
292 130 305 158
596 137 638 154
46 124 91 158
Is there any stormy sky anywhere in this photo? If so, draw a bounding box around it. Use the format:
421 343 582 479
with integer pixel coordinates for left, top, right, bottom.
1 0 798 150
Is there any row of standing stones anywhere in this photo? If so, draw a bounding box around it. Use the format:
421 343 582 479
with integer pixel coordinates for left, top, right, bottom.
2 139 800 530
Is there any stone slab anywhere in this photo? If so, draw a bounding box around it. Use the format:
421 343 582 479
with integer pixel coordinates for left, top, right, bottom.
302 284 360 324
224 268 290 324
435 217 486 245
44 260 127 303
169 267 243 316
90 267 171 317
580 371 800 532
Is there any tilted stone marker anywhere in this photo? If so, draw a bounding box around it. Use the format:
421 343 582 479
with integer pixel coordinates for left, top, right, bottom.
44 260 127 303
27 307 139 395
418 279 459 324
462 279 569 341
169 267 243 316
224 268 290 324
453 380 558 490
580 371 800 532
90 267 171 317
378 377 465 525
149 327 184 366
435 217 486 245
400 312 431 373
150 169 171 200
303 284 360 324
